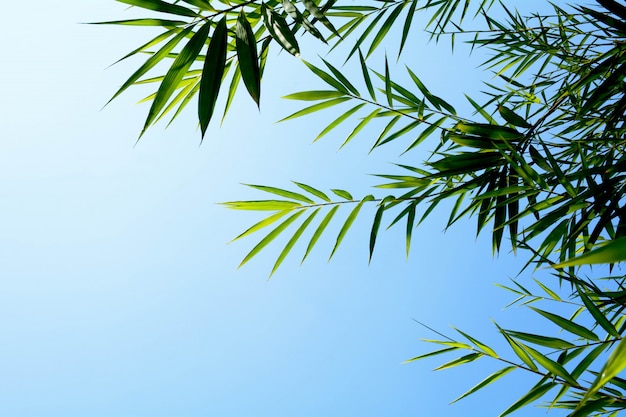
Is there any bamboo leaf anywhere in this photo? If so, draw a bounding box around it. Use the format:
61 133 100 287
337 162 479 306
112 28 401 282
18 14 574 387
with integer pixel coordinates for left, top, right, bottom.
577 286 620 337
293 182 331 202
434 352 483 371
499 382 556 417
498 105 532 128
245 184 315 204
262 3 300 56
315 104 366 142
330 195 374 259
529 307 599 341
451 366 515 404
271 209 320 276
141 21 210 137
552 237 626 268
107 27 191 106
454 328 498 357
331 189 353 200
404 347 459 362
231 210 291 242
223 200 302 211
302 205 339 263
579 337 626 410
116 0 199 17
236 12 261 106
283 91 346 101
279 97 350 122
199 18 228 138
522 343 578 386
239 210 305 267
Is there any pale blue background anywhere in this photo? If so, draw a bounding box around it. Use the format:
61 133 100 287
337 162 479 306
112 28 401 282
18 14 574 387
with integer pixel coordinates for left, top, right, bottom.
1 1 567 416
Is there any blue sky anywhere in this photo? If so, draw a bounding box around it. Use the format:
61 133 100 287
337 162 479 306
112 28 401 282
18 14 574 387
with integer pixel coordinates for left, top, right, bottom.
0 1 572 416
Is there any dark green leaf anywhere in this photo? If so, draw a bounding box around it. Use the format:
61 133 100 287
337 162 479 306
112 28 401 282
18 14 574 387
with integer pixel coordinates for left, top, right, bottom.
199 18 228 138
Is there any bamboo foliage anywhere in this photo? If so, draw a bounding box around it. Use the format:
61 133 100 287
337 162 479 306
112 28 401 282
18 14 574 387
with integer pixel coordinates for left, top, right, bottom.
102 0 626 415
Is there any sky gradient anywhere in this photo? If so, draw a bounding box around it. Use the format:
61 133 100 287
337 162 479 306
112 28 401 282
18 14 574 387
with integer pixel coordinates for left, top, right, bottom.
1 1 569 416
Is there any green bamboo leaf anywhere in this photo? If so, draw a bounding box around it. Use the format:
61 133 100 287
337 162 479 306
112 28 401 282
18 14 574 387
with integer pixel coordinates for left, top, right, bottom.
302 60 350 94
506 330 576 350
279 97 350 122
498 105 532 128
455 122 523 141
293 182 331 202
330 195 374 259
434 352 483 371
358 49 376 100
553 237 626 268
221 63 241 125
496 323 538 371
116 0 199 17
404 117 446 153
180 0 213 10
107 27 192 106
454 328 498 357
315 104 366 142
223 200 302 211
236 12 261 106
571 343 607 380
451 366 515 404
345 11 385 62
577 286 620 337
341 108 381 148
239 210 305 267
370 196 394 262
302 0 340 37
231 210 291 242
367 3 404 58
321 58 359 96
532 278 561 301
271 209 320 276
384 55 392 107
141 21 210 137
283 91 346 101
499 382 556 417
331 189 353 200
404 346 459 362
282 0 326 42
262 3 300 56
405 201 416 259
465 94 497 124
529 307 599 341
522 343 578 385
92 18 188 26
301 205 339 263
580 337 626 409
398 0 418 58
245 184 315 204
199 18 228 138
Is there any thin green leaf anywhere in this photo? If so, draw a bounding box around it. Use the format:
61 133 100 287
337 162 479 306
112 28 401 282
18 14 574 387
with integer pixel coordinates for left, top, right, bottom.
330 195 374 259
141 21 210 137
301 205 339 263
293 182 331 202
271 209 320 276
529 307 599 341
245 184 315 204
199 18 228 138
279 97 350 122
451 366 515 404
236 12 261 106
116 0 199 17
239 210 305 267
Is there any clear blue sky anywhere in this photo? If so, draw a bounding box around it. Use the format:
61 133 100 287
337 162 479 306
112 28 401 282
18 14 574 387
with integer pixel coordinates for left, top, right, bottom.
0 1 569 416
